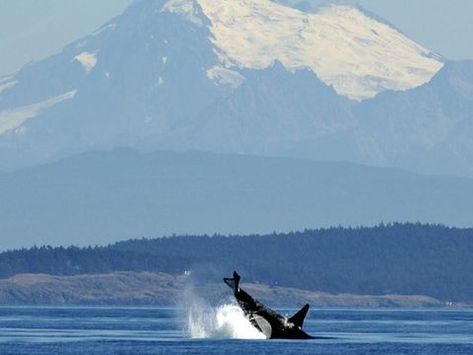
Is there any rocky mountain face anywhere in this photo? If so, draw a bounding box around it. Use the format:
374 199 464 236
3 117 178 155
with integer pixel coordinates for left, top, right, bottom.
355 61 473 176
0 0 471 177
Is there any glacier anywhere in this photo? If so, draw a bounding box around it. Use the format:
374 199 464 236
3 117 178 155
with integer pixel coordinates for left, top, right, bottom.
194 0 443 100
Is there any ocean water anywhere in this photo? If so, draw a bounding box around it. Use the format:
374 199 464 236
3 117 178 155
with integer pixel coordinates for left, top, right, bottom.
0 305 472 354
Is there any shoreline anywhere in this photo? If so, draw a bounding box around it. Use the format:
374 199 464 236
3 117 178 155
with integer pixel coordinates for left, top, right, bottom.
0 271 470 309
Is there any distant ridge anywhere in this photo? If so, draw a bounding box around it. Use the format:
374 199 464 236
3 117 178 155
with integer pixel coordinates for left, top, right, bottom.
1 150 473 248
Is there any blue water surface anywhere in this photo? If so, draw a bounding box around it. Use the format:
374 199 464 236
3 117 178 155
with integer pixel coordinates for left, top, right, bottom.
0 307 472 354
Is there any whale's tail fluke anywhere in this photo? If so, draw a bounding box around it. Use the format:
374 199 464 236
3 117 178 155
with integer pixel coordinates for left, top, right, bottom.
288 304 310 328
223 271 241 292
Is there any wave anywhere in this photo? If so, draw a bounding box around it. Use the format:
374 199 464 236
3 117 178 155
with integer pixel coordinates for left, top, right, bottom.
186 302 265 339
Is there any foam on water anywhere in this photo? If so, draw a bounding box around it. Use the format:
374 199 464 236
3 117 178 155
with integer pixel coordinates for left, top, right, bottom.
186 303 265 339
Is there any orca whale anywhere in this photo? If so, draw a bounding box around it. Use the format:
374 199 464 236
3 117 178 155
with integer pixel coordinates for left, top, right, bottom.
223 271 314 339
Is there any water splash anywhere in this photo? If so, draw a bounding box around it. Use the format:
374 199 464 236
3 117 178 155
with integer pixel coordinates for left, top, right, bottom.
186 302 265 339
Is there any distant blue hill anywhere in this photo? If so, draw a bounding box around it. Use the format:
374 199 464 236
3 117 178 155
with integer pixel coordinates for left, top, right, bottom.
0 149 472 249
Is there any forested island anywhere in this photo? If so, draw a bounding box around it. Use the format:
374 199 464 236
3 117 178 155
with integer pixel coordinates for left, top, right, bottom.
0 223 472 306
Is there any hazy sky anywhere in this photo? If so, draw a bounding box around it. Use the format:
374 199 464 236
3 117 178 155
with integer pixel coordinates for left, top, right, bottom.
0 0 134 76
0 0 472 77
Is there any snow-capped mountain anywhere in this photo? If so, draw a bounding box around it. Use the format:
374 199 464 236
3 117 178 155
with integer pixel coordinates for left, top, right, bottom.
0 0 471 177
194 0 442 100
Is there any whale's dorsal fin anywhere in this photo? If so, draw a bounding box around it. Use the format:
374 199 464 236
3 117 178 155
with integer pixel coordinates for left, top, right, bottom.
288 304 310 328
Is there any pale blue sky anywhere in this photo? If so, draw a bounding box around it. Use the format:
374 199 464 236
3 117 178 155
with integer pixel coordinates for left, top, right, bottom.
0 0 133 76
0 0 472 76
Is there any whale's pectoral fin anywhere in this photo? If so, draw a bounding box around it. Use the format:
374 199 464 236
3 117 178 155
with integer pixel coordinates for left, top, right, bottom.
223 271 241 292
288 304 310 328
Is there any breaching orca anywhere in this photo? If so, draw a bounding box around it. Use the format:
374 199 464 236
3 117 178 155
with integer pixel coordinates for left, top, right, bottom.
224 271 314 339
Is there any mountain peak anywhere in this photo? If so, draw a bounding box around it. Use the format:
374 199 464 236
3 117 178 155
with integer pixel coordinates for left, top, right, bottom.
161 0 205 26
162 0 443 100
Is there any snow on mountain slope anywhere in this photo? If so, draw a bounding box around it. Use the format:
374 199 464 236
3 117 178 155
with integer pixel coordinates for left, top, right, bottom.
74 52 98 73
0 77 18 94
0 90 76 135
162 0 205 26
0 0 470 178
195 0 443 100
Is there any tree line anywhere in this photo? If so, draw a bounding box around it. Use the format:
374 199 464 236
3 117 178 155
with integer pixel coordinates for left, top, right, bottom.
1 223 472 302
